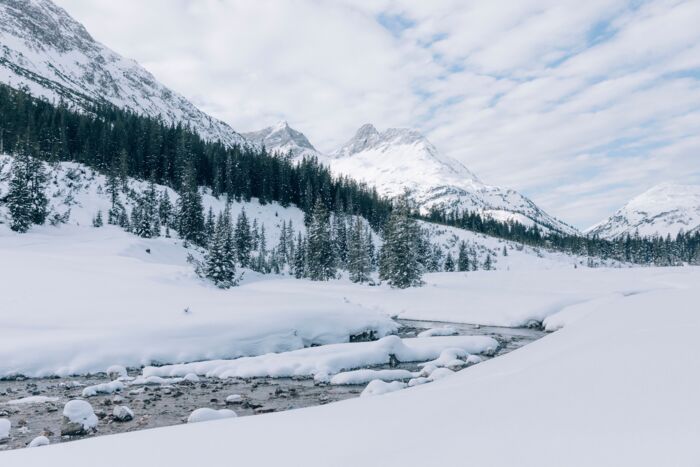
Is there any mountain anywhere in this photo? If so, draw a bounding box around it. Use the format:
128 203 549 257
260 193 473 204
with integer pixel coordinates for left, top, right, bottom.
242 121 320 160
587 183 700 239
0 0 245 146
254 122 578 235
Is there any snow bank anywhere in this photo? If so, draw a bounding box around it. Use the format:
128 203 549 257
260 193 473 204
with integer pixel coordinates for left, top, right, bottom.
27 436 50 448
0 418 10 440
360 380 407 397
4 396 59 405
187 408 237 424
142 335 497 381
62 400 97 431
7 268 700 467
330 369 414 385
417 326 458 337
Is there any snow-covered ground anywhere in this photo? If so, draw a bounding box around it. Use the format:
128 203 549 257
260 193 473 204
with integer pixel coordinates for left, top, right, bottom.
3 266 698 466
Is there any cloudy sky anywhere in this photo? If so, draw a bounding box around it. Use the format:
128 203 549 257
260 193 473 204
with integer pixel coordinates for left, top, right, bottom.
55 0 700 229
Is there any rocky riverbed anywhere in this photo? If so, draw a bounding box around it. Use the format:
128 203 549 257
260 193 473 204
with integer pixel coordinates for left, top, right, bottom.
0 320 546 451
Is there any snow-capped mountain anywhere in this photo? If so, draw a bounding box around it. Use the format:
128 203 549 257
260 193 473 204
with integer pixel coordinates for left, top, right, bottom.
252 122 577 235
243 121 320 160
0 0 245 147
587 183 700 239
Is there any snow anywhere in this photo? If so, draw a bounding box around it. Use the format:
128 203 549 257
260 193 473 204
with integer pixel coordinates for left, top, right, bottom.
417 326 458 338
0 419 9 441
187 408 237 424
106 365 128 379
6 267 699 467
27 436 50 448
81 381 124 397
62 400 97 431
3 396 59 406
360 380 407 397
141 335 497 382
112 406 133 421
330 369 414 385
225 395 242 403
587 183 700 239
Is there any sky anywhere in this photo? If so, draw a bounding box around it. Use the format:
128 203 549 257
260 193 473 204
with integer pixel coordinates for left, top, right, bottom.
54 0 700 229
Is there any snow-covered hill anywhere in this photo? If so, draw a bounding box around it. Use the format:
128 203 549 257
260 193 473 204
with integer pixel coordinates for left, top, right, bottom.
249 122 578 235
587 183 700 239
0 0 245 147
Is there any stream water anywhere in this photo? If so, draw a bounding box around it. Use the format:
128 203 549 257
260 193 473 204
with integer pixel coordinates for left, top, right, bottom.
0 320 546 451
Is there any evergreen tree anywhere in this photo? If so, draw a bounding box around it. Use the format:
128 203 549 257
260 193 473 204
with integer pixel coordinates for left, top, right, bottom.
306 199 336 280
5 150 48 233
293 232 306 279
176 162 205 245
333 213 348 267
158 190 173 228
457 241 470 271
203 210 237 288
131 180 160 238
347 217 371 283
483 254 492 270
92 210 104 227
444 252 456 272
234 208 253 267
428 244 444 272
255 224 268 273
378 198 423 288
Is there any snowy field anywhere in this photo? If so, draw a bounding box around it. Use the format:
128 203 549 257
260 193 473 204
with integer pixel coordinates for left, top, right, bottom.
2 266 698 466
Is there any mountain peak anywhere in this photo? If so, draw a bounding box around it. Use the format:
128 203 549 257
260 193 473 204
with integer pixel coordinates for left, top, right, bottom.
242 122 318 159
587 183 700 238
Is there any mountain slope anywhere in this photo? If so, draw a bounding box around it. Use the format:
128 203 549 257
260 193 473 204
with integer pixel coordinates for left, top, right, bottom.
587 183 700 239
0 0 245 146
252 122 578 235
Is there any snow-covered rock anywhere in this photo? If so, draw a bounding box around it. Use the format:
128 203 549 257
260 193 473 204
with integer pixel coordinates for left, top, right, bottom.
360 380 407 397
112 406 134 422
587 183 700 239
82 381 124 397
0 0 245 147
106 365 128 380
61 400 97 435
225 395 243 404
27 436 50 448
187 408 237 424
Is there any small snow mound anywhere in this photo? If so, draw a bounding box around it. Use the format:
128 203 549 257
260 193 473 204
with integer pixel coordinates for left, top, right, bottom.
417 326 459 338
28 436 50 448
187 408 237 424
360 380 407 397
0 418 10 440
330 369 414 385
82 380 124 397
225 394 242 403
63 400 98 430
426 367 454 381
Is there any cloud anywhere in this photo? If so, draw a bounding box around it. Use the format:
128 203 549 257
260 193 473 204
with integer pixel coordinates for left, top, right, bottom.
54 0 700 229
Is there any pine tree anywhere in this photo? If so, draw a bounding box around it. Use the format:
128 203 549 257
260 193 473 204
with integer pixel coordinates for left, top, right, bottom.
176 162 205 245
457 241 470 271
293 232 306 279
483 254 492 270
444 252 456 272
306 199 336 281
158 190 173 228
333 213 348 267
234 208 253 267
204 210 237 288
502 245 508 256
255 223 268 273
378 198 423 288
92 210 104 227
347 217 371 283
205 207 216 245
428 244 443 272
6 150 48 233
